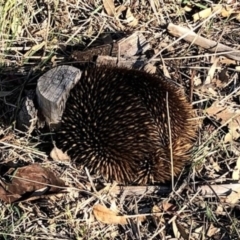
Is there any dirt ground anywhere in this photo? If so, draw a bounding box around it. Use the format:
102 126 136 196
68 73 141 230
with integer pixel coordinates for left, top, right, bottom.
1 0 240 239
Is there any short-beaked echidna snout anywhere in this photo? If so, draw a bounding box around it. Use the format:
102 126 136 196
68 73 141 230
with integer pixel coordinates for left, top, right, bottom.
55 66 197 184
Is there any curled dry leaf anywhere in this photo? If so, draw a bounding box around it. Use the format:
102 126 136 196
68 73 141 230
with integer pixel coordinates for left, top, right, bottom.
0 164 66 203
93 204 127 225
50 146 71 162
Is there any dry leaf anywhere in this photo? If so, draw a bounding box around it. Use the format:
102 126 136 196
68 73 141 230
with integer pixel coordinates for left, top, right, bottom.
175 221 189 240
103 0 115 16
224 120 240 143
206 101 227 119
152 205 162 217
221 5 235 17
0 186 21 203
0 164 66 203
125 7 138 27
207 223 220 237
219 57 236 65
225 190 240 204
206 101 240 142
93 204 127 225
162 201 176 212
50 146 71 162
144 63 156 74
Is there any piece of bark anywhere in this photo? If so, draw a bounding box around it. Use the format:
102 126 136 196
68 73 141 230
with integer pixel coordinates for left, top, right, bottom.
71 32 151 63
17 90 38 133
118 32 151 58
167 23 240 61
36 65 82 127
96 55 146 68
71 43 116 62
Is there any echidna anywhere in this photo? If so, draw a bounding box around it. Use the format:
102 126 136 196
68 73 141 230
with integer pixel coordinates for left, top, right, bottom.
55 66 197 184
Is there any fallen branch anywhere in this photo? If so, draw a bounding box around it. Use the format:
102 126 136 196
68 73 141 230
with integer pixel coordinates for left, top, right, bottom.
167 23 240 61
108 183 240 198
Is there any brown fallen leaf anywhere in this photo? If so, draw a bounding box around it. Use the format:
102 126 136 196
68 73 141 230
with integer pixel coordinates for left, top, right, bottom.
0 164 66 203
175 220 189 240
93 204 127 225
0 185 21 203
162 201 177 212
206 100 240 143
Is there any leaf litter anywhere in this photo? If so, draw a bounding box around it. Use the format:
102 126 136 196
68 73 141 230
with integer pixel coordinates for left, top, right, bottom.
1 0 240 239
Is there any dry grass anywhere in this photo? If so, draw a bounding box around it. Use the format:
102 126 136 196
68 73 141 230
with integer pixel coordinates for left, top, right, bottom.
1 0 240 239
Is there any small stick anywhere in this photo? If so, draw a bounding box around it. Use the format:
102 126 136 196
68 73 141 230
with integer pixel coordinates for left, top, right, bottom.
167 23 240 61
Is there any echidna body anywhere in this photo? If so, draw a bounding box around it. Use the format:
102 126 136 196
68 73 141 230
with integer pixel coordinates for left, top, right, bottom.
55 66 196 184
